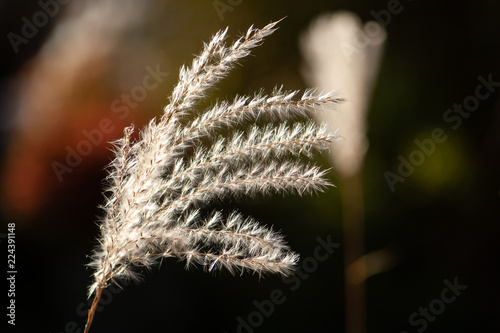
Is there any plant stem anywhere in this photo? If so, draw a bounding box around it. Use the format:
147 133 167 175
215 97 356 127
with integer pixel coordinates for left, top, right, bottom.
83 285 104 333
341 170 366 333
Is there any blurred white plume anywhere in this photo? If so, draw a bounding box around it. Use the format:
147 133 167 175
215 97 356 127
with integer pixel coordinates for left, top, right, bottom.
301 11 386 176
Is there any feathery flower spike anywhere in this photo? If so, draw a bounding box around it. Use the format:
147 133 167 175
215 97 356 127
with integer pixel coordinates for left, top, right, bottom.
83 19 344 333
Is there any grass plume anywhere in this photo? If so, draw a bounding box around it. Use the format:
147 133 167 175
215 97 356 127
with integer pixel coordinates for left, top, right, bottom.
83 19 344 333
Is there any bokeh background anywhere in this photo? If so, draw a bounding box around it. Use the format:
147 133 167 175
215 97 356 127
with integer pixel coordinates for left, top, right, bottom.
1 0 499 332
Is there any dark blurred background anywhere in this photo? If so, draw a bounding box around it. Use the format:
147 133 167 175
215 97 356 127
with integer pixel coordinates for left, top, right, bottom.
0 0 499 332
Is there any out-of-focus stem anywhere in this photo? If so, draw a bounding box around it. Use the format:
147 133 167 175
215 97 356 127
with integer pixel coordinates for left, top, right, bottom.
341 169 366 333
